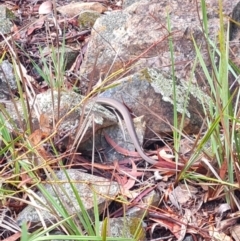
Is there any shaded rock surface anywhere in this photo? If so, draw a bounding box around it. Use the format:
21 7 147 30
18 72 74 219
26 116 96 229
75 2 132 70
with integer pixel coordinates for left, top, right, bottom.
230 1 240 40
0 60 17 100
79 115 146 162
126 190 160 218
99 217 145 239
78 10 101 29
0 5 14 35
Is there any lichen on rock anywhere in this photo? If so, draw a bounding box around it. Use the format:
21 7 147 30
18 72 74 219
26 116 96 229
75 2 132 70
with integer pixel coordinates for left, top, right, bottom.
148 68 213 118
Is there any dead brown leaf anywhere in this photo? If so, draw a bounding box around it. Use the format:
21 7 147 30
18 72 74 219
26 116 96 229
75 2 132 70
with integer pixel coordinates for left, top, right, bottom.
2 232 21 241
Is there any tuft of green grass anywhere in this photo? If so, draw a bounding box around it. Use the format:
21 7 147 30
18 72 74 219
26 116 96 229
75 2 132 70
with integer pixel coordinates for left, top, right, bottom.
177 0 240 209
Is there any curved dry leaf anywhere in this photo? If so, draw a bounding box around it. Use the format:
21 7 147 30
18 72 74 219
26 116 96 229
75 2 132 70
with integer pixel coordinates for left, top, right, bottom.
122 178 135 191
104 132 140 157
27 17 46 35
231 224 240 241
216 203 231 217
178 209 191 241
119 160 143 177
209 226 232 241
158 148 175 161
150 217 181 239
40 113 51 135
39 0 53 14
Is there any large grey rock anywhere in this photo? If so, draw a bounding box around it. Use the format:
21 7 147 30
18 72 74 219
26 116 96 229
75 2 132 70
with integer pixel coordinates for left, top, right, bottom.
2 90 118 145
98 68 211 138
79 0 238 94
17 169 119 226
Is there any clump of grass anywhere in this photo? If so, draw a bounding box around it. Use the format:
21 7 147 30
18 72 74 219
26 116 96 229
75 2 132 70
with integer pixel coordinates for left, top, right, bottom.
176 0 240 209
0 33 141 241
